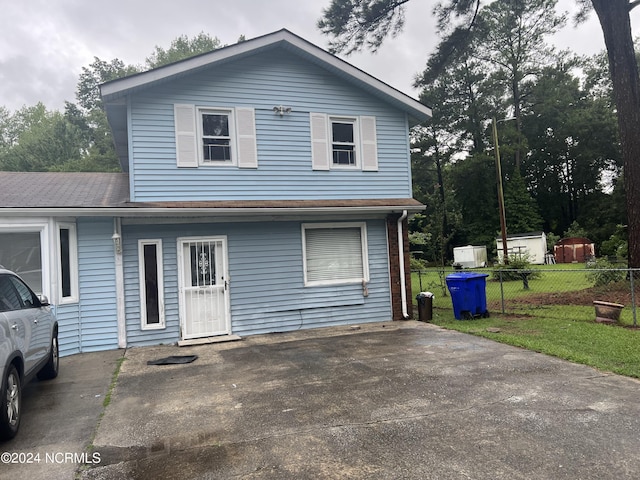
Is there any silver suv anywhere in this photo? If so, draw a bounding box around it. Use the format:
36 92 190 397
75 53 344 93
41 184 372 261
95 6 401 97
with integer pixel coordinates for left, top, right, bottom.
0 267 59 441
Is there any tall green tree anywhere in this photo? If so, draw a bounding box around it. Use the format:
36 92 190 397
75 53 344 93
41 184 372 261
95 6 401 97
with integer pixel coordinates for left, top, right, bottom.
319 0 640 268
75 58 140 114
145 32 222 69
417 56 497 154
523 62 620 234
412 55 500 258
471 0 566 170
66 33 224 172
587 0 640 268
0 103 84 171
64 57 141 172
449 153 501 248
411 129 459 264
1 33 231 173
415 1 561 253
502 169 543 233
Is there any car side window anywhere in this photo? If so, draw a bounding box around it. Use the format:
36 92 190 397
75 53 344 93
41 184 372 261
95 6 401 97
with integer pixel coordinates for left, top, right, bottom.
0 275 22 312
8 276 39 309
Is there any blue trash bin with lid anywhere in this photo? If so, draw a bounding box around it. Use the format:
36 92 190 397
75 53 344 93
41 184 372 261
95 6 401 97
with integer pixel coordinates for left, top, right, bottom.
445 272 489 320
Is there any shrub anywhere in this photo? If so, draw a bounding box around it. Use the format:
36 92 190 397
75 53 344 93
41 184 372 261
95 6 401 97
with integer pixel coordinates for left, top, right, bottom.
586 258 625 286
410 256 427 271
492 254 541 282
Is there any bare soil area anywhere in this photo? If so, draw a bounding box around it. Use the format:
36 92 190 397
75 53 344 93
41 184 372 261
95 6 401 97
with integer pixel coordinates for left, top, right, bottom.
511 281 639 307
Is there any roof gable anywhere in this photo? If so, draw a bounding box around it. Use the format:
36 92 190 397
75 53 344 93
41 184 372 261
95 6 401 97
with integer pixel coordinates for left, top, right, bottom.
101 29 431 122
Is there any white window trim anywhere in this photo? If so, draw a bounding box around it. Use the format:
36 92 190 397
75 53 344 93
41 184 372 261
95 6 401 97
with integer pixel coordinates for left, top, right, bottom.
138 239 165 330
197 107 237 167
301 222 370 287
0 222 50 299
329 116 360 170
56 222 79 304
311 113 378 171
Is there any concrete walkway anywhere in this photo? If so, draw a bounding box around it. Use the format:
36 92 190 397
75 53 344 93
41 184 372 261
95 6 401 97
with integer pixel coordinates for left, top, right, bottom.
83 321 640 479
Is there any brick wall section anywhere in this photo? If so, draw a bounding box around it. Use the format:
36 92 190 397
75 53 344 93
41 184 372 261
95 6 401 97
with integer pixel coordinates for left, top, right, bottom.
386 213 413 321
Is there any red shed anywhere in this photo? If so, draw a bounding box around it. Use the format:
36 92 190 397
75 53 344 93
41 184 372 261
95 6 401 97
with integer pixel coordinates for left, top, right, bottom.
554 237 595 263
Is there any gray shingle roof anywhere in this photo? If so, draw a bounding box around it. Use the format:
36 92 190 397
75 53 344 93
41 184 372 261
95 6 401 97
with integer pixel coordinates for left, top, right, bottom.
0 171 424 214
0 172 130 208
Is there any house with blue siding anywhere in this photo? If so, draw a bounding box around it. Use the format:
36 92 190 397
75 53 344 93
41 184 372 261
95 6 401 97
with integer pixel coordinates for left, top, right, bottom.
0 30 431 355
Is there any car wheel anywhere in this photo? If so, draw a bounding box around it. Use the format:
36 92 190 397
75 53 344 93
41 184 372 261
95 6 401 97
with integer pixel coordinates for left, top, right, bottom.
0 364 21 440
37 331 59 381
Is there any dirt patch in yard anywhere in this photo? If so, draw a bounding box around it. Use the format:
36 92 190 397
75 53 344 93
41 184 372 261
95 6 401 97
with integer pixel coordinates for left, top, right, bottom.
510 281 639 307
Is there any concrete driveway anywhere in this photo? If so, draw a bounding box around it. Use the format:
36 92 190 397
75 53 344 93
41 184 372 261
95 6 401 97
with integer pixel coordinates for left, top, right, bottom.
81 321 640 480
0 349 123 480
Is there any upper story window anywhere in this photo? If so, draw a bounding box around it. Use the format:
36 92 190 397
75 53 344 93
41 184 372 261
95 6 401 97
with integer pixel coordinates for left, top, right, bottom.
310 113 378 172
331 118 358 168
201 109 234 164
174 104 257 169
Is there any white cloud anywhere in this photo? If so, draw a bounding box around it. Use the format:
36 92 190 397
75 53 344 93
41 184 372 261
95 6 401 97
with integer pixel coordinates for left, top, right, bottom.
0 0 637 111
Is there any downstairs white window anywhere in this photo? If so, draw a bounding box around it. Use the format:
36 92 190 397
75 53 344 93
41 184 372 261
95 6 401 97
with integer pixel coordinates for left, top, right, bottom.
302 223 369 286
57 223 78 303
139 240 165 330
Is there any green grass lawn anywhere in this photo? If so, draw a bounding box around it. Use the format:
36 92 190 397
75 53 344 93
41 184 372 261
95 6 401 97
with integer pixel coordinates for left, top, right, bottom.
413 266 640 378
412 265 592 307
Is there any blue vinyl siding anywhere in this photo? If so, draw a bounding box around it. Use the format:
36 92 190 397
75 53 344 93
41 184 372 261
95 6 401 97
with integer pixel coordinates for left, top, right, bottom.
76 218 119 352
127 50 412 201
53 303 80 357
121 218 391 346
228 220 390 335
122 231 180 347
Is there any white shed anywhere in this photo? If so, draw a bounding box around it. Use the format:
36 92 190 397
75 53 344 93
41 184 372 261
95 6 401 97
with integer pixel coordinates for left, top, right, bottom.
496 232 547 265
453 245 488 268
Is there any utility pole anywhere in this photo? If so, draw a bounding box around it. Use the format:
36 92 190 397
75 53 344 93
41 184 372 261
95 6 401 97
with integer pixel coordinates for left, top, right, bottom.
492 117 509 265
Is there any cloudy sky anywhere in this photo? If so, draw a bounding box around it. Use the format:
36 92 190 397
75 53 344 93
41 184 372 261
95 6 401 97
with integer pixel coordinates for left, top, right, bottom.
1 0 638 112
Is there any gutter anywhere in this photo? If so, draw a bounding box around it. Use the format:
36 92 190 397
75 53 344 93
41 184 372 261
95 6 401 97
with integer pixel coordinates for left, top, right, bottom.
0 205 426 218
397 210 409 319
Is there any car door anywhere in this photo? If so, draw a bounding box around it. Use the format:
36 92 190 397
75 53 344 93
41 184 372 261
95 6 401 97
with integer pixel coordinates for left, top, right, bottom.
0 274 34 371
7 275 51 370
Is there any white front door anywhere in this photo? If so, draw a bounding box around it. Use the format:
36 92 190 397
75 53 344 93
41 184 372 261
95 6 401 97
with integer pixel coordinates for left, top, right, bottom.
178 237 230 339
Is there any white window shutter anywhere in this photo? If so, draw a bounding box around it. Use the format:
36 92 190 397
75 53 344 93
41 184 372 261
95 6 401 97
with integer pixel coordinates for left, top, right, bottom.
174 104 198 168
235 107 258 169
360 116 378 171
310 113 330 171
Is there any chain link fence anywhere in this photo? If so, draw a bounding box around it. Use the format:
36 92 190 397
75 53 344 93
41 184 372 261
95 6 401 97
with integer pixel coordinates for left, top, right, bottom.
412 267 639 326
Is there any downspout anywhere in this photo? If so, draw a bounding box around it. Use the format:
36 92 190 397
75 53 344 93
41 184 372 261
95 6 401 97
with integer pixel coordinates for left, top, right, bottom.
112 218 127 348
397 210 409 319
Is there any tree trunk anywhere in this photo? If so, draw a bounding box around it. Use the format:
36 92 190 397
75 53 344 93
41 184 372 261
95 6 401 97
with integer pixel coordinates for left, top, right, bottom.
434 151 449 266
512 75 522 170
591 0 640 268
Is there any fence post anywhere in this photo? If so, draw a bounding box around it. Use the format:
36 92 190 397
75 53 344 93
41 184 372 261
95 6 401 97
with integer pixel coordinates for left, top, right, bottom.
499 270 505 314
631 269 637 327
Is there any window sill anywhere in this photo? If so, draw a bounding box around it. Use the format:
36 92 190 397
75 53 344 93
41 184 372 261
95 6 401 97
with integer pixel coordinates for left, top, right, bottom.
58 297 79 305
141 324 166 331
304 278 368 288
